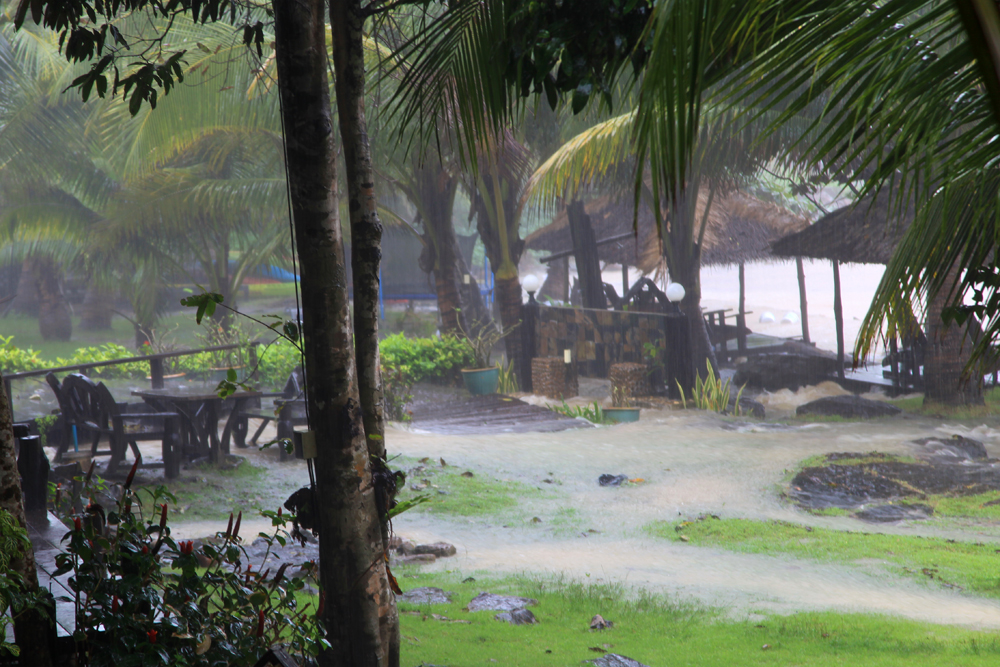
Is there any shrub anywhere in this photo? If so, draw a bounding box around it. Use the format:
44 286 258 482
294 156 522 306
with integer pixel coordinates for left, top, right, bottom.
0 336 46 373
56 344 149 379
380 333 474 385
55 468 327 666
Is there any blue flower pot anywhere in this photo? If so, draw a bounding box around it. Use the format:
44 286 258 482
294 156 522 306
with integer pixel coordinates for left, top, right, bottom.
462 367 500 395
604 407 640 423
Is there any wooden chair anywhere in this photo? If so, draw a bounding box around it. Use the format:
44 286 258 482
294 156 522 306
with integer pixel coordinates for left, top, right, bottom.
50 373 182 478
233 368 307 459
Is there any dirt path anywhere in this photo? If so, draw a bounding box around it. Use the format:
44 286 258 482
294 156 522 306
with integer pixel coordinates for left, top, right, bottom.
386 408 1000 628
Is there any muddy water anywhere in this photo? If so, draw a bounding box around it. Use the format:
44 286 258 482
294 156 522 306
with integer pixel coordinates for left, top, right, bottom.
388 409 1000 627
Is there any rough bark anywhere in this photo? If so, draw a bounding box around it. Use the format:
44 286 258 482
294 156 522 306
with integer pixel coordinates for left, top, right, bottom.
0 369 53 666
271 1 388 664
8 259 39 316
329 1 397 660
539 257 569 302
455 244 492 334
30 257 72 341
79 283 114 331
924 263 984 406
416 166 463 335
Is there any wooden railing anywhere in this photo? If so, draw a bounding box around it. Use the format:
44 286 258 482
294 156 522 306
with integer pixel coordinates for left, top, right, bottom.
3 342 261 399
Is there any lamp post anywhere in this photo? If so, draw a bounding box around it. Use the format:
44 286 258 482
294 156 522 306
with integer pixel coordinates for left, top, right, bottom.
663 282 689 399
520 274 541 393
666 282 685 313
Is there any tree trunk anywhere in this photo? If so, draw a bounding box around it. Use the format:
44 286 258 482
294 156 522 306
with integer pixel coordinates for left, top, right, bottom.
539 257 568 302
271 1 388 665
79 283 114 331
494 274 523 370
8 259 39 316
0 369 53 666
34 257 72 341
456 243 492 334
924 263 984 406
567 200 606 310
417 166 463 336
329 2 397 660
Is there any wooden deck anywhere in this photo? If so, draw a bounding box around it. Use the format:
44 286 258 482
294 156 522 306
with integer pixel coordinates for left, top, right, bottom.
408 394 591 435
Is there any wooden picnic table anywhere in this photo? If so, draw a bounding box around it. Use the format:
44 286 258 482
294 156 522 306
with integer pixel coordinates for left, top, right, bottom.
131 388 261 464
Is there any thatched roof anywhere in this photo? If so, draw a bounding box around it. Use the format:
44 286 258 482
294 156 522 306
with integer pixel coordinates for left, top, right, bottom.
771 193 914 264
524 191 808 273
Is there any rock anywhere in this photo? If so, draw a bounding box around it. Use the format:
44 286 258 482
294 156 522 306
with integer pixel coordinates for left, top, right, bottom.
729 394 765 419
796 395 902 419
495 608 537 625
395 540 416 555
466 592 537 612
413 542 457 557
733 346 842 391
598 474 629 487
590 614 613 630
399 587 453 605
855 503 934 522
395 554 436 565
586 654 650 667
913 435 988 461
388 535 403 550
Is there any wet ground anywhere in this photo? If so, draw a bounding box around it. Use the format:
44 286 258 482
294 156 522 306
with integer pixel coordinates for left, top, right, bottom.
385 395 1000 629
60 379 1000 630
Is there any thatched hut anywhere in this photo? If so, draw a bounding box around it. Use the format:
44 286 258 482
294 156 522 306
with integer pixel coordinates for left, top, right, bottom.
525 191 810 345
525 191 809 272
770 194 914 377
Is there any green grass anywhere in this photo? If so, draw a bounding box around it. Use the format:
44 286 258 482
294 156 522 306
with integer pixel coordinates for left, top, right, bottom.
649 517 1000 598
390 569 1000 666
394 457 554 521
887 386 1000 418
139 459 304 523
0 312 207 360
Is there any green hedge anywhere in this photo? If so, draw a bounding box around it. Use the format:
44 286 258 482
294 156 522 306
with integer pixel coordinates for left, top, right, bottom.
0 332 471 389
380 333 474 384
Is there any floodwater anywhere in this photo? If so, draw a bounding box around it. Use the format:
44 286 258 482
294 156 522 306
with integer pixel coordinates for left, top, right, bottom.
388 408 1000 628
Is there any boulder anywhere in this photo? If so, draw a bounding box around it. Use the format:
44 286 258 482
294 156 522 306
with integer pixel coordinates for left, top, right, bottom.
466 592 537 612
395 554 436 565
855 503 934 523
413 542 457 557
796 395 902 419
912 435 988 461
399 587 453 605
734 347 841 391
495 608 537 625
729 394 765 419
587 654 650 667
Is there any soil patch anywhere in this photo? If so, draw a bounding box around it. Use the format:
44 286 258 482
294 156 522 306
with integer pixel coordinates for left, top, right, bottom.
789 446 1000 521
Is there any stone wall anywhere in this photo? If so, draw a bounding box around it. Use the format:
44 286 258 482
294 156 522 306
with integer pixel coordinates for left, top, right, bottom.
535 305 678 379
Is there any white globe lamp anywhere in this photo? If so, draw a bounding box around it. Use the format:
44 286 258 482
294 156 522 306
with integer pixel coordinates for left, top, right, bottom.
665 282 686 303
522 274 540 294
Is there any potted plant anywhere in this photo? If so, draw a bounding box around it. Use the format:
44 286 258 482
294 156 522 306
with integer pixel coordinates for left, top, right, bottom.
605 385 641 423
457 318 516 395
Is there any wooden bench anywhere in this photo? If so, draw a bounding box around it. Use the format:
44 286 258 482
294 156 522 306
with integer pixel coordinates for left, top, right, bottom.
46 372 182 477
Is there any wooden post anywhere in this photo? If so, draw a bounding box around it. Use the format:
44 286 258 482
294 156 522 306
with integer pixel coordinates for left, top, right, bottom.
737 262 747 354
796 257 811 344
566 200 606 310
621 264 629 299
149 357 165 389
833 260 845 379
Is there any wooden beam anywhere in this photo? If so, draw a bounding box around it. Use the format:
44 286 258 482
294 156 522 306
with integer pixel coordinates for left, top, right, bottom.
796 257 810 344
539 232 634 263
833 260 845 379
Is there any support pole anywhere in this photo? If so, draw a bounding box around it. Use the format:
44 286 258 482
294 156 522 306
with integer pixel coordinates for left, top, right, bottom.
737 262 747 354
796 257 810 344
833 260 845 379
621 264 629 299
